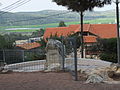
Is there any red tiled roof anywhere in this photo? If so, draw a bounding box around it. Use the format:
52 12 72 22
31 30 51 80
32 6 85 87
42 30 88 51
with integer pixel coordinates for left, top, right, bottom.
90 24 117 38
69 24 90 32
44 27 68 39
84 36 97 43
16 42 41 50
44 24 117 43
44 24 90 39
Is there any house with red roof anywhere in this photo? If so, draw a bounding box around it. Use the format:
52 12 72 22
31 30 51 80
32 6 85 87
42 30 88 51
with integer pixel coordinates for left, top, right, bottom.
44 24 117 58
16 42 41 50
44 24 117 40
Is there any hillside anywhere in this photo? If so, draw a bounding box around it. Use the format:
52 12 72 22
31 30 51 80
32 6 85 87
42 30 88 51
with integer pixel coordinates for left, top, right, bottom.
0 10 116 26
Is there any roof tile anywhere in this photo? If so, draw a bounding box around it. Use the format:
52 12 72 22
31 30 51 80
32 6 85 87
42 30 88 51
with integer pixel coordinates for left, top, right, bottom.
90 24 117 38
16 42 41 50
44 24 117 43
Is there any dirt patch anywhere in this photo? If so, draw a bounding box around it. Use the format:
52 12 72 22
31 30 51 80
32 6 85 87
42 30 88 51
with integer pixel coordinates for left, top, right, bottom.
0 72 120 90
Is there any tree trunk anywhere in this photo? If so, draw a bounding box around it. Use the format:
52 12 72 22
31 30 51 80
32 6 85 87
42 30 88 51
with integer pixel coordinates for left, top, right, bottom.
80 12 84 58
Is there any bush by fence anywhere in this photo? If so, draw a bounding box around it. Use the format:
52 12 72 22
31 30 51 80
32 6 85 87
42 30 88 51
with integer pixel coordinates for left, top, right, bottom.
0 49 46 64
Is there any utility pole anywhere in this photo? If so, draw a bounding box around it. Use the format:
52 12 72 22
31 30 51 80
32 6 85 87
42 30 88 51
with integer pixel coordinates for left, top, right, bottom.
113 0 120 64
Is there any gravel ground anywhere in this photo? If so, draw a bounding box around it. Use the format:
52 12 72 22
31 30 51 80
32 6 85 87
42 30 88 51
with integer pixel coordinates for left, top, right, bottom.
0 72 120 90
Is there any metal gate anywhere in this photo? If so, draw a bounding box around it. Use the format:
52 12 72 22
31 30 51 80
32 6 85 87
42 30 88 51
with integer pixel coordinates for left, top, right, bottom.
62 37 78 81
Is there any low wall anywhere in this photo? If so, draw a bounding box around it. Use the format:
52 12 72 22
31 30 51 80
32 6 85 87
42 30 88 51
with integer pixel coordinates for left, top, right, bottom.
5 60 46 70
66 58 111 67
65 58 112 71
4 58 112 72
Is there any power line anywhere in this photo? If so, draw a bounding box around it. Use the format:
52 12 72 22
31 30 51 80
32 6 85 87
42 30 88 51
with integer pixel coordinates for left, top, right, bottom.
0 0 31 15
0 0 23 11
0 11 71 34
0 0 71 25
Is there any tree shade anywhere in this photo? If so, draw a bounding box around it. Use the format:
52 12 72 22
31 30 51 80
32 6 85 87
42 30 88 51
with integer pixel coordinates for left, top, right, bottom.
53 0 111 12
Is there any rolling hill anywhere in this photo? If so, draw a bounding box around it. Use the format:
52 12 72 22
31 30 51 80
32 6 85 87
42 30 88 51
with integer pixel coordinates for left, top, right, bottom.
0 9 116 26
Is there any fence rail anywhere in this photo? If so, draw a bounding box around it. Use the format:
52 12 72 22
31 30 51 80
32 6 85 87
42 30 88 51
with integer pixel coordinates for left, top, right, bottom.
0 49 46 64
0 37 78 81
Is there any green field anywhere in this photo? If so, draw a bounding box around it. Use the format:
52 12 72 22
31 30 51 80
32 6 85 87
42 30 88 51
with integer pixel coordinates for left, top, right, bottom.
84 18 115 24
0 22 80 33
0 18 115 33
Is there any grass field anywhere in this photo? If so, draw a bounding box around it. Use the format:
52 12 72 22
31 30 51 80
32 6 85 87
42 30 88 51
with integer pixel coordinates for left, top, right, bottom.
0 22 80 33
0 18 115 33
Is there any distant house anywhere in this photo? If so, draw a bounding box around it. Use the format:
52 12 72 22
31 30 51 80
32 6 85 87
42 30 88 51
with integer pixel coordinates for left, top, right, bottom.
15 42 46 61
16 42 41 50
15 37 42 45
28 37 43 43
2 42 41 64
44 24 117 58
15 40 29 45
44 24 117 40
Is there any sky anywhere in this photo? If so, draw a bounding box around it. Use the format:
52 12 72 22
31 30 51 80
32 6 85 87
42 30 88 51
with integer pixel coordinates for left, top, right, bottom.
0 0 117 12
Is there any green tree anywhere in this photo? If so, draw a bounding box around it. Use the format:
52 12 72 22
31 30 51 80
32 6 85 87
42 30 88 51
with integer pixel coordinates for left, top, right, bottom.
98 38 117 63
31 28 45 37
0 35 14 49
35 38 47 60
38 38 47 49
4 33 29 41
53 0 111 58
58 21 66 27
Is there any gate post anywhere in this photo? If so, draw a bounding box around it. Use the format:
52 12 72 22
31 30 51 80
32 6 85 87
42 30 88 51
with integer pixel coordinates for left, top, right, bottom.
69 37 78 81
61 36 65 71
73 38 78 81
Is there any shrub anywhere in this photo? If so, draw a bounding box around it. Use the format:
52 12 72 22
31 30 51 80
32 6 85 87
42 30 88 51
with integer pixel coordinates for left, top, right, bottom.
99 53 117 63
98 38 117 63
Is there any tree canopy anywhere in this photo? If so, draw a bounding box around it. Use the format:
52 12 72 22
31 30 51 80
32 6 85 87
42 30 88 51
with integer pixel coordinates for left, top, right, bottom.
58 21 66 27
31 29 45 37
98 38 117 63
53 0 111 12
0 35 14 49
